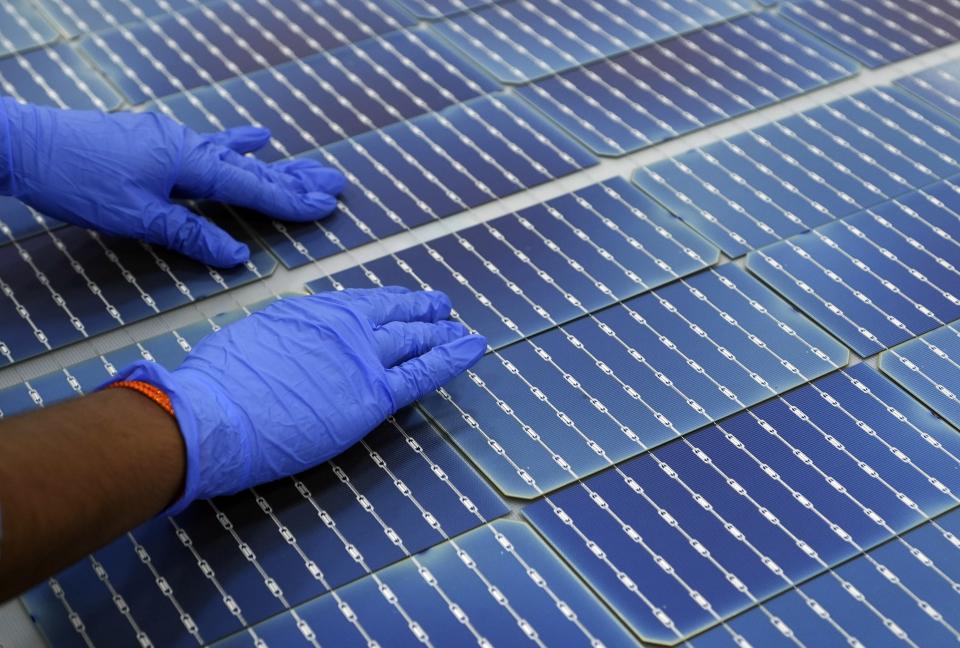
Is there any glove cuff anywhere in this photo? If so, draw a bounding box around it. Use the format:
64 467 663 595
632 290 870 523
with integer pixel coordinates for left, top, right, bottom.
0 97 17 196
103 360 255 515
101 360 206 516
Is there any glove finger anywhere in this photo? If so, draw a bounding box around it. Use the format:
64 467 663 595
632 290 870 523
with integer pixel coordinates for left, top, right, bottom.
271 159 347 195
220 151 346 196
385 334 487 409
374 320 470 367
142 201 250 267
204 161 338 221
204 126 272 155
349 288 452 325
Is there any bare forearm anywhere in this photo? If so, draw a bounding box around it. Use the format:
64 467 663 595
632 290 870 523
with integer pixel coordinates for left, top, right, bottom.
0 388 185 600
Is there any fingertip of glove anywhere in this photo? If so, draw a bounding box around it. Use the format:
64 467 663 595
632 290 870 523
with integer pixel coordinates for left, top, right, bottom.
322 168 347 195
207 241 249 268
230 241 251 265
303 191 338 217
451 334 488 365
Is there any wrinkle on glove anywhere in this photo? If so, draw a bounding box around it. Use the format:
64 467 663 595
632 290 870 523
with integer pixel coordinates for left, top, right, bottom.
0 97 345 267
105 288 487 515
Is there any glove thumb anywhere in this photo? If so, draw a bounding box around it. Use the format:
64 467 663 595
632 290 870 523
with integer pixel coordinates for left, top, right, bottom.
142 201 250 268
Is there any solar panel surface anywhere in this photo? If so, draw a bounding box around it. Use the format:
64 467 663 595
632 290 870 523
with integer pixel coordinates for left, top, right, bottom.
635 87 960 257
748 177 960 355
518 12 857 156
6 1 960 647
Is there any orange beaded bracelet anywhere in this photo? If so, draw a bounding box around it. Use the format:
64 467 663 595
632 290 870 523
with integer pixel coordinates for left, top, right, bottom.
108 380 176 418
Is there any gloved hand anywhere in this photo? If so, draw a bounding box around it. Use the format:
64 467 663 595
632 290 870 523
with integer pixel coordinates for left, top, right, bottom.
108 288 487 514
0 97 344 267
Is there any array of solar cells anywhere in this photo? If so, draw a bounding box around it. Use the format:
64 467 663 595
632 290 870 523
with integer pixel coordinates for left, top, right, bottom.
881 318 960 430
636 87 960 257
11 302 508 646
0 0 57 57
0 210 276 365
417 264 848 496
748 177 960 356
81 0 415 105
432 0 751 83
214 520 636 647
518 13 857 156
8 0 960 646
525 363 960 643
690 507 960 647
250 93 596 267
782 0 960 69
314 177 719 347
898 57 960 118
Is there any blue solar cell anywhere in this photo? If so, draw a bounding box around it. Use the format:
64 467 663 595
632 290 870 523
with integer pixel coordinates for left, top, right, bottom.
898 58 960 117
419 263 847 498
312 177 718 348
249 93 596 268
0 43 122 111
433 0 749 84
14 307 507 646
517 13 856 156
690 508 960 647
37 0 198 37
392 0 496 20
213 520 635 647
637 87 960 257
783 0 960 69
82 0 414 104
748 177 960 356
880 319 960 429
157 28 498 161
0 0 59 57
0 217 275 367
525 363 960 643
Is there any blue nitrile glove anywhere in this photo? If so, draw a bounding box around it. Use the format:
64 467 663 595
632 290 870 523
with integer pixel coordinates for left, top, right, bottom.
107 288 487 515
0 97 344 267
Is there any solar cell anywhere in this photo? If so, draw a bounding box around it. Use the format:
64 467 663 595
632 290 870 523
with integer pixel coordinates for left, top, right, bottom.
636 87 960 257
0 43 122 111
155 28 498 160
0 0 59 58
782 0 960 69
748 177 960 356
690 508 960 647
524 363 960 644
0 214 275 367
13 304 508 646
432 0 750 83
880 318 960 430
516 13 856 156
247 93 596 267
419 263 847 497
898 57 960 118
81 0 414 104
315 177 719 348
212 520 636 647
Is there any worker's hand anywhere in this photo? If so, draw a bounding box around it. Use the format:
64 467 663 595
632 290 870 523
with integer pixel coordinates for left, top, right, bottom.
109 288 487 514
0 98 344 267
